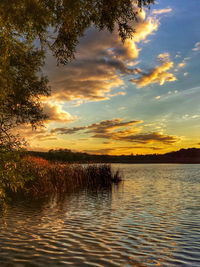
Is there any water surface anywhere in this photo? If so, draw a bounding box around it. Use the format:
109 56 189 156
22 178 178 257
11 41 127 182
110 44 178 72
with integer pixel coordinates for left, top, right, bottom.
1 164 200 266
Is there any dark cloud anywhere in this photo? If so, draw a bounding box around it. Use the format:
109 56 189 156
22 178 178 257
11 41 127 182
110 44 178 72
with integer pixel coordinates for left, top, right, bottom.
51 119 141 135
86 119 141 134
51 126 86 134
47 56 139 102
117 132 178 144
45 11 158 102
120 146 163 150
51 118 178 145
83 148 115 155
103 141 113 144
92 131 177 144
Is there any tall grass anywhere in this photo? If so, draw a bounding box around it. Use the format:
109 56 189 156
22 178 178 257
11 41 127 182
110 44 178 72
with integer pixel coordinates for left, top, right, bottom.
4 156 121 200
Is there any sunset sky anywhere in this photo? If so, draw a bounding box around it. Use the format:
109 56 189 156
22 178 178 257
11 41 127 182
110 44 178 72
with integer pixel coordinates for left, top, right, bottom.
21 0 200 155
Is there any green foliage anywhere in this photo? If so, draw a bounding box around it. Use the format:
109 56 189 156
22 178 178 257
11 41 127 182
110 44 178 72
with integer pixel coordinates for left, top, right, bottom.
0 0 154 65
0 150 32 210
0 28 50 150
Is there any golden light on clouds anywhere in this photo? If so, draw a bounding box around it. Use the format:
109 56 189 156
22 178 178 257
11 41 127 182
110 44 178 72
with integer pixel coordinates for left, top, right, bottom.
45 8 159 103
130 61 176 87
19 113 182 155
178 62 185 68
157 52 170 61
132 17 158 43
43 102 75 123
50 118 179 146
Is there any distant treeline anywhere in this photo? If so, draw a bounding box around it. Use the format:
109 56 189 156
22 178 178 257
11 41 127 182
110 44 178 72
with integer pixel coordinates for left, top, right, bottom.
28 148 200 164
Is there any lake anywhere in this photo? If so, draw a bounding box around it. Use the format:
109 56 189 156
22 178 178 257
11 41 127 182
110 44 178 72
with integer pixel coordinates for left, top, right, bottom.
1 164 200 266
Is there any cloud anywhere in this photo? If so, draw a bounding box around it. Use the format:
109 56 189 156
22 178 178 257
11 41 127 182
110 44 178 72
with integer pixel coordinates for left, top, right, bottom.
32 134 57 141
129 10 158 43
14 103 75 143
45 9 159 102
86 119 141 134
51 126 86 134
192 42 200 52
175 53 181 58
183 57 190 61
14 102 76 148
51 118 142 135
91 130 178 144
92 128 140 139
182 114 200 120
174 61 186 72
43 102 75 123
83 148 115 155
178 63 185 68
14 124 58 147
115 132 178 144
129 61 176 87
157 52 170 61
51 118 178 145
152 8 172 15
117 146 163 151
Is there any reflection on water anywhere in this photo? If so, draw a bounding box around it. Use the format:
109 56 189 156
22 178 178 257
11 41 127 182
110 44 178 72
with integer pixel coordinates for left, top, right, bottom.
1 164 200 266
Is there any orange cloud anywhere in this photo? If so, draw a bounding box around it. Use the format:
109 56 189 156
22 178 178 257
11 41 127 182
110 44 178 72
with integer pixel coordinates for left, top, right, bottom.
157 52 170 61
51 118 179 145
178 62 185 68
43 103 75 123
51 119 142 135
14 125 57 148
131 11 158 43
14 102 75 145
130 61 176 87
115 132 178 144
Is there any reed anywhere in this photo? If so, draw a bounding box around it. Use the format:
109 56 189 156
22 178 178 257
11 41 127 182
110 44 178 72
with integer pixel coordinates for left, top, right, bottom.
4 156 121 199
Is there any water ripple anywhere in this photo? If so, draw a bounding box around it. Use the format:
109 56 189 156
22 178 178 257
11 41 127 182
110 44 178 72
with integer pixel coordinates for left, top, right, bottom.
1 164 200 266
